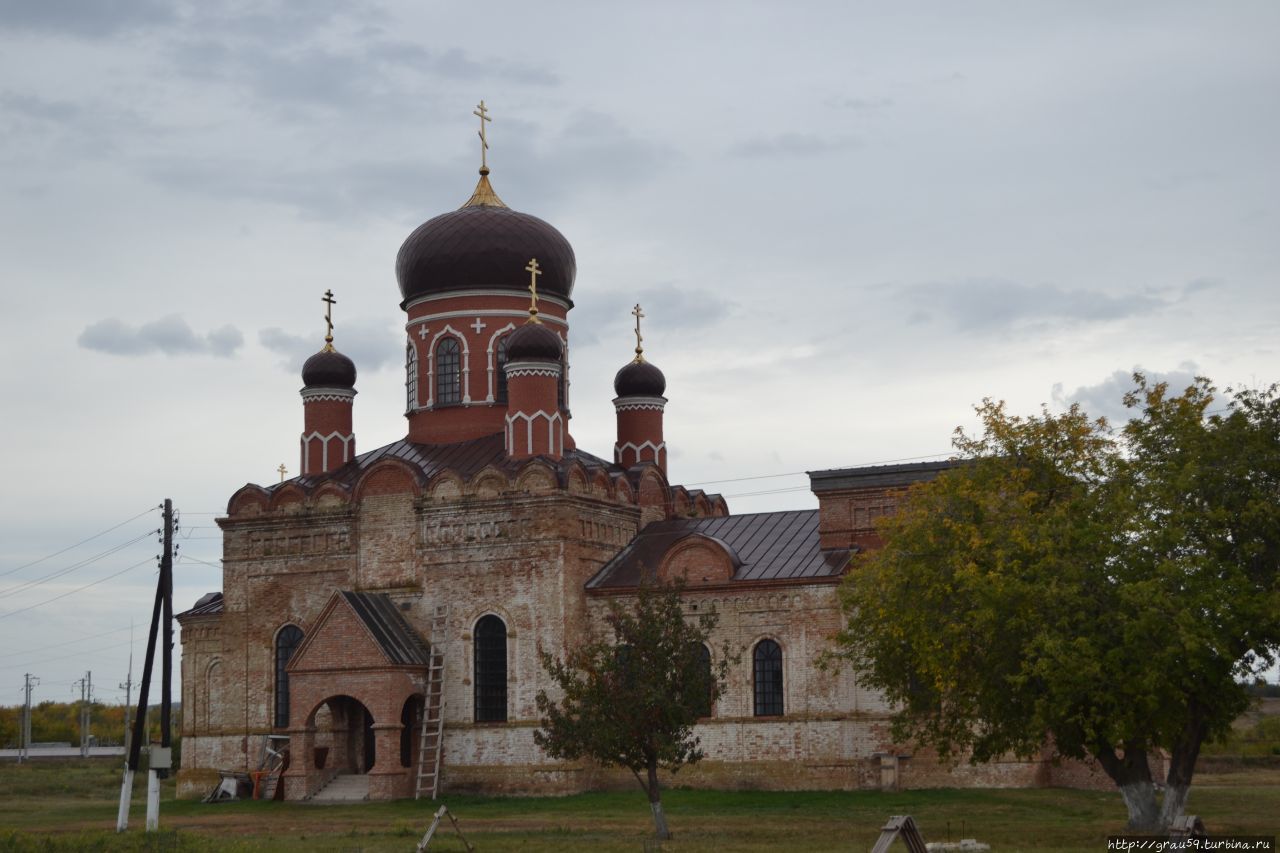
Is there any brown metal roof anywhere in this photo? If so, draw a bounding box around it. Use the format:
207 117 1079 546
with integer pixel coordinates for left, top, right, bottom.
176 591 223 619
586 510 852 590
339 591 432 666
265 432 622 495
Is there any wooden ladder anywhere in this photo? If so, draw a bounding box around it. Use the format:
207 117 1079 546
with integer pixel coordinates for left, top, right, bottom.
415 605 448 800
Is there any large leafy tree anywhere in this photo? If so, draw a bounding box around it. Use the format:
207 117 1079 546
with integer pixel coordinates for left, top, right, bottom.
835 376 1280 831
534 583 733 840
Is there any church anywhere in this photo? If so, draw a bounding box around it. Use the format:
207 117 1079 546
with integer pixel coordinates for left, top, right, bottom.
176 106 1090 801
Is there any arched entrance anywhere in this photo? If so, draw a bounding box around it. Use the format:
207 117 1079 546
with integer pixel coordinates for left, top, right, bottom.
308 695 376 776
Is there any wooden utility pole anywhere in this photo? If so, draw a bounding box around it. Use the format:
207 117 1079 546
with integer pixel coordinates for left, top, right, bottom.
19 673 37 763
117 500 173 833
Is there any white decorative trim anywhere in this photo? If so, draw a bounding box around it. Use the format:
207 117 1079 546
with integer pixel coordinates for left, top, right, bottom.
404 290 571 313
613 395 667 412
426 325 471 407
615 440 667 466
301 431 355 475
504 359 562 379
485 322 517 403
504 410 563 457
300 387 356 403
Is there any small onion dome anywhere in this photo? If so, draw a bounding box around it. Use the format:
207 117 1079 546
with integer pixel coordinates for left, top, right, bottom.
301 348 357 389
395 174 576 308
505 321 563 363
614 359 666 397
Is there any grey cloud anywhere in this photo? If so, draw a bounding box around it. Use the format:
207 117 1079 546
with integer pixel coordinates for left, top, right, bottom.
570 284 733 351
0 92 80 123
259 320 401 373
0 0 174 37
730 132 861 158
900 278 1168 333
824 96 894 112
78 316 243 357
1052 362 1202 424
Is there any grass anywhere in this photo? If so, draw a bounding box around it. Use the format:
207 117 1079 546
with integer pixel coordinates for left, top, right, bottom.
0 759 1277 852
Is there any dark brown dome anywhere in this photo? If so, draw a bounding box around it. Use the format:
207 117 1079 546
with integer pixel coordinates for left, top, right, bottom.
614 359 666 397
396 176 576 308
506 321 563 362
302 348 357 389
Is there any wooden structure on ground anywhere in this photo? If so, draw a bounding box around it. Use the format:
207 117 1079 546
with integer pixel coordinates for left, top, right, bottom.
870 815 928 853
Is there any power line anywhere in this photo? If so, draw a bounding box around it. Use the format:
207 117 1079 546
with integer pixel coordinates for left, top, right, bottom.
682 452 953 489
0 529 157 600
0 639 137 673
0 558 155 621
0 624 134 659
0 507 157 579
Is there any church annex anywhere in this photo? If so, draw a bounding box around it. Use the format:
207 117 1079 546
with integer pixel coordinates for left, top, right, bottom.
176 107 1091 800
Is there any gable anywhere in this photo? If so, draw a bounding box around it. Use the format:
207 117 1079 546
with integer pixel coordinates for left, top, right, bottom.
288 591 429 673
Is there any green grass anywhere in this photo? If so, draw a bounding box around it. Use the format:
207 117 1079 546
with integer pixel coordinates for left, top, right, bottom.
1 759 1277 852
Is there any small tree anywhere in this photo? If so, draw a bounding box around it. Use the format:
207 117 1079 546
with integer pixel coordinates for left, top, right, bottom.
535 582 733 840
834 376 1280 831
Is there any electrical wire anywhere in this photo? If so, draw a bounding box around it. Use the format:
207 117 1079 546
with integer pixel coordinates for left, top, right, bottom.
0 639 137 673
0 529 157 600
0 624 134 659
0 506 157 579
681 452 953 489
0 558 155 621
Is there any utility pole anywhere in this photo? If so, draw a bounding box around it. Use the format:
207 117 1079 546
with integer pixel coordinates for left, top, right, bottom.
19 674 38 763
118 500 173 834
120 644 134 754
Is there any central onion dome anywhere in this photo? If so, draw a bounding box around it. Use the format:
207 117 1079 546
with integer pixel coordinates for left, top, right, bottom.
395 169 577 308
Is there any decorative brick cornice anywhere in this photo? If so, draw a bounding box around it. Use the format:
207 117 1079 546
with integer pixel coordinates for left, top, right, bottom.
613 396 666 412
504 360 562 379
301 388 356 403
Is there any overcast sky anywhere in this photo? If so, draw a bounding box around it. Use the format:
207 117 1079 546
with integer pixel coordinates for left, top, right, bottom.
2 1 1277 712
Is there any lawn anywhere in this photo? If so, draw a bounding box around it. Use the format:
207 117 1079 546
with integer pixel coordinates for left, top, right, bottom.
0 759 1276 852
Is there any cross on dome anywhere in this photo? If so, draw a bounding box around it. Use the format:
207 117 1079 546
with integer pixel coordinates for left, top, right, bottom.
474 99 492 174
322 289 337 352
631 303 646 363
277 463 288 482
525 258 542 323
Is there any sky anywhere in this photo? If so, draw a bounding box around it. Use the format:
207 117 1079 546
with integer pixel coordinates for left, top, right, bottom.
1 1 1277 716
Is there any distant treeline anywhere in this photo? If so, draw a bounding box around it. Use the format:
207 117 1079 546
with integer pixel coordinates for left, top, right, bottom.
0 702 181 749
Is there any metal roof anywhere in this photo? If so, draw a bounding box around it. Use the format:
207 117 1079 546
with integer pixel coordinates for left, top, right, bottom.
176 591 223 618
587 509 852 590
339 591 432 666
265 432 623 495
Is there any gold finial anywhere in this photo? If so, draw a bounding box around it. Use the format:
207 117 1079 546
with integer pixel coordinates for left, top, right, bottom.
322 289 336 352
525 258 542 323
631 303 646 363
474 99 492 174
277 463 288 482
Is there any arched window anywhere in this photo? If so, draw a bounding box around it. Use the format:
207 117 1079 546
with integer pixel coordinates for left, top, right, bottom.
405 340 418 411
557 351 567 410
752 639 783 717
274 625 304 728
474 615 507 723
691 643 713 718
435 338 461 405
495 336 510 404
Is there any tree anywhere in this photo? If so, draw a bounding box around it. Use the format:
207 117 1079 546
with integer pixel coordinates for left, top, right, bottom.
534 582 734 840
834 376 1280 831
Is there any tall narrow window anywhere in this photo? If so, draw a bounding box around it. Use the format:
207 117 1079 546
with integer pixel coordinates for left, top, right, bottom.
495 336 510 404
691 643 713 718
274 625 304 728
436 338 461 405
405 341 418 411
474 615 507 723
753 639 783 717
557 352 566 410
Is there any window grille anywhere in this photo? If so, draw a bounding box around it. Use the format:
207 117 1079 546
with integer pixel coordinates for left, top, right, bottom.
753 639 784 717
474 615 507 723
436 338 461 405
274 625 304 728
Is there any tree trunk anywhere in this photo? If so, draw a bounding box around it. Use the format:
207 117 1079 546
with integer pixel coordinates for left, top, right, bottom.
1159 716 1207 830
1094 744 1160 831
646 760 671 840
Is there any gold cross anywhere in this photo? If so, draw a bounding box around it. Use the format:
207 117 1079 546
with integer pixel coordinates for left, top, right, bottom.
277 463 288 482
322 289 337 351
631 303 646 362
525 258 542 323
474 100 491 172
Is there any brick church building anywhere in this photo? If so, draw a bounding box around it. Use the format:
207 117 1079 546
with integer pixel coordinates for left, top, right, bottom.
176 117 1091 800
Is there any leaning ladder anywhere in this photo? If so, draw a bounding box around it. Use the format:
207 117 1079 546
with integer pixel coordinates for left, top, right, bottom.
415 605 448 800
